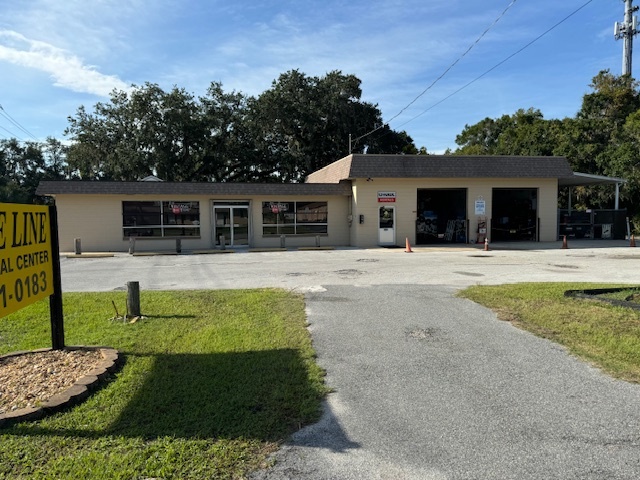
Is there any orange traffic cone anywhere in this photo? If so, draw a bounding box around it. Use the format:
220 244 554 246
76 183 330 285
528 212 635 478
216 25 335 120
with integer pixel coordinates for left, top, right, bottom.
631 235 636 247
562 235 568 249
484 238 489 251
405 237 413 253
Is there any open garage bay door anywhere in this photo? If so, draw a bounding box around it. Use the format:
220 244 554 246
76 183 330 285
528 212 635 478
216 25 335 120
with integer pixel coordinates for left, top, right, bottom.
416 189 467 244
491 188 538 242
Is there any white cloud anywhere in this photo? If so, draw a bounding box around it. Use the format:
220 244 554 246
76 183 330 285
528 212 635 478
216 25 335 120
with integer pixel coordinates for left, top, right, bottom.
0 30 129 96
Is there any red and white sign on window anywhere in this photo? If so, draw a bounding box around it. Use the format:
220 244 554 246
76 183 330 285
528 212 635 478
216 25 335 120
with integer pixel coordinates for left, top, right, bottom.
170 203 191 214
377 191 396 203
269 202 289 214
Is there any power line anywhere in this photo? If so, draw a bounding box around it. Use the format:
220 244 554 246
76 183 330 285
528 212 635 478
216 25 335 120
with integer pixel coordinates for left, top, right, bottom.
395 0 596 131
350 0 519 150
387 0 519 125
0 104 39 141
0 124 24 141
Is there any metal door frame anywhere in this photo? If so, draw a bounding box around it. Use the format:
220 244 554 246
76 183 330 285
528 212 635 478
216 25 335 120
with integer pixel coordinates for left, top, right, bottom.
211 203 250 247
378 205 396 246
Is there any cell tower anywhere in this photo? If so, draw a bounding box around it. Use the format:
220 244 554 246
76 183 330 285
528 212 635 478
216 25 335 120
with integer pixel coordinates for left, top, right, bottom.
615 0 639 76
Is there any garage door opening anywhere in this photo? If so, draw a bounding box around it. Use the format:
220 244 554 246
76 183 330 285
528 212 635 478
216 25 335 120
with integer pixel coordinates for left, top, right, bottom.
416 189 467 244
491 188 538 242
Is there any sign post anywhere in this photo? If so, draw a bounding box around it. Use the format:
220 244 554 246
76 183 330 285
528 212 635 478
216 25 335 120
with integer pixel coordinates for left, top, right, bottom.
48 205 64 349
0 203 64 349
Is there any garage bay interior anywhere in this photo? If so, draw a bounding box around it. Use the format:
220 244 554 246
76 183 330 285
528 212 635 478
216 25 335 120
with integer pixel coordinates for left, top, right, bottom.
491 188 538 242
416 189 467 244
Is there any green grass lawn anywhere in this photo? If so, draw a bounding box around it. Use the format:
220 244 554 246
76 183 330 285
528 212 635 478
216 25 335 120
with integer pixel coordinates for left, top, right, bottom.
0 289 328 479
459 282 640 383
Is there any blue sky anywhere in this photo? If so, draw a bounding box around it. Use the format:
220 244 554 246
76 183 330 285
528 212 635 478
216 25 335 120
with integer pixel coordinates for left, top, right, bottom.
0 0 628 154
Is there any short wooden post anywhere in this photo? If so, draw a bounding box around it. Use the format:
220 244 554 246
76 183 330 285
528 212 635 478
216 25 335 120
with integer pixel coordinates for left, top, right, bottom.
219 235 226 250
280 235 286 248
315 235 320 247
128 237 136 254
127 281 141 317
176 238 182 254
74 238 82 255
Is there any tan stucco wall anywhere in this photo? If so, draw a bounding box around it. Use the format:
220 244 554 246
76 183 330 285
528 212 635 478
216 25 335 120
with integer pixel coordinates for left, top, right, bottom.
51 177 559 251
349 177 559 247
52 194 351 252
233 195 351 249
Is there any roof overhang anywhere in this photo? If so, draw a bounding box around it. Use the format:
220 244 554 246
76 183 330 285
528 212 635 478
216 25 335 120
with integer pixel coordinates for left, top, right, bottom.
35 180 353 197
558 172 626 187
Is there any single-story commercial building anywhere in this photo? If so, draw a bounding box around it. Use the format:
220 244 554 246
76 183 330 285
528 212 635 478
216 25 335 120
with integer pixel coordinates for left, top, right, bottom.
36 154 626 252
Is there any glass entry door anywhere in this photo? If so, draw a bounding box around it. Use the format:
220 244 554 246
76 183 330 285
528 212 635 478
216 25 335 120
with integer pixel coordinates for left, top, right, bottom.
213 206 249 247
378 206 396 245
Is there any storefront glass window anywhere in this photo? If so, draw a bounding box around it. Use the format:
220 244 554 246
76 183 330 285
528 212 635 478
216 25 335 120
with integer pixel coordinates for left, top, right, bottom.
122 201 200 237
262 201 328 235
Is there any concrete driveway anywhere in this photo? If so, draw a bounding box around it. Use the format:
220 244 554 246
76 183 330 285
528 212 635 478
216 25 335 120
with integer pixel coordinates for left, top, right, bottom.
61 242 640 479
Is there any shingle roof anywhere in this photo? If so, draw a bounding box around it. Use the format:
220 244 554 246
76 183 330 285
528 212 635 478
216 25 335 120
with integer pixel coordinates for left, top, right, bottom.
36 180 352 196
36 154 581 196
306 154 574 183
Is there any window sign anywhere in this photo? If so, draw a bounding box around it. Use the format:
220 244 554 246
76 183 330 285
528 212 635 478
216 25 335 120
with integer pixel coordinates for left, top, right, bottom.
269 202 289 214
475 199 486 216
170 202 191 214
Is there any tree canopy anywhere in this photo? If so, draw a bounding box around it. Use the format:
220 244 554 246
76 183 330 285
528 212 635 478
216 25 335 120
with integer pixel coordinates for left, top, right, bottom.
454 70 640 220
5 68 640 227
0 137 66 203
63 70 416 183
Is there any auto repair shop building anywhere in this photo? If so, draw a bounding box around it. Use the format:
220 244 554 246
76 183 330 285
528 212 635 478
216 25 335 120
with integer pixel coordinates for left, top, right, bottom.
36 154 622 252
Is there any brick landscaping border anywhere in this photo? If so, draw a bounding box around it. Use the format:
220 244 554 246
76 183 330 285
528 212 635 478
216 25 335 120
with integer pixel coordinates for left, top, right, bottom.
0 346 123 428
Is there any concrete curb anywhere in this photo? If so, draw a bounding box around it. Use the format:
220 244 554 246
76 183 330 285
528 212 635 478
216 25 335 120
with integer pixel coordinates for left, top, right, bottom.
192 249 236 254
0 346 123 428
62 253 116 258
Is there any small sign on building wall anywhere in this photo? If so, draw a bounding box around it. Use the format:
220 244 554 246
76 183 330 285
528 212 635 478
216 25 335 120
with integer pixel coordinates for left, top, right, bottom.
475 199 486 215
378 191 396 203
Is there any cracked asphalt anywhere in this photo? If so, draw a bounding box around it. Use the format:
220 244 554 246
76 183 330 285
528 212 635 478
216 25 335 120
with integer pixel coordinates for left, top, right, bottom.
62 241 640 479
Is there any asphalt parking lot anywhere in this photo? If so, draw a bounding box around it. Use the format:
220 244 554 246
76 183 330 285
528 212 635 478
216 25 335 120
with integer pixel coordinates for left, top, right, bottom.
61 240 640 292
62 241 640 479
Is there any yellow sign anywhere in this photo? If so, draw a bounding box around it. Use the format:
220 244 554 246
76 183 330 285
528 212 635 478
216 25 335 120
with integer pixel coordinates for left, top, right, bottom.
0 203 54 317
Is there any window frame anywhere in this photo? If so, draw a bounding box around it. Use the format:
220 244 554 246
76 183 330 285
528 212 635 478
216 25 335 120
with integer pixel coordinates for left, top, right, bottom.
262 201 328 236
122 201 201 239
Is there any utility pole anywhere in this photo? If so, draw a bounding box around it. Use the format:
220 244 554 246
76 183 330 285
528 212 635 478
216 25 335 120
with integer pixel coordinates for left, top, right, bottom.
615 0 639 76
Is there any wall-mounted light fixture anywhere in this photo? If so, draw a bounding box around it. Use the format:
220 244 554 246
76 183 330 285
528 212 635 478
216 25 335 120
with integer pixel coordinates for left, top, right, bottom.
366 177 373 182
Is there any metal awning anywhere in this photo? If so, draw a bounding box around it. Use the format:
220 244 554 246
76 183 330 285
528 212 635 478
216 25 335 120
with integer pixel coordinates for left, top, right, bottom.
559 172 627 210
559 172 626 187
